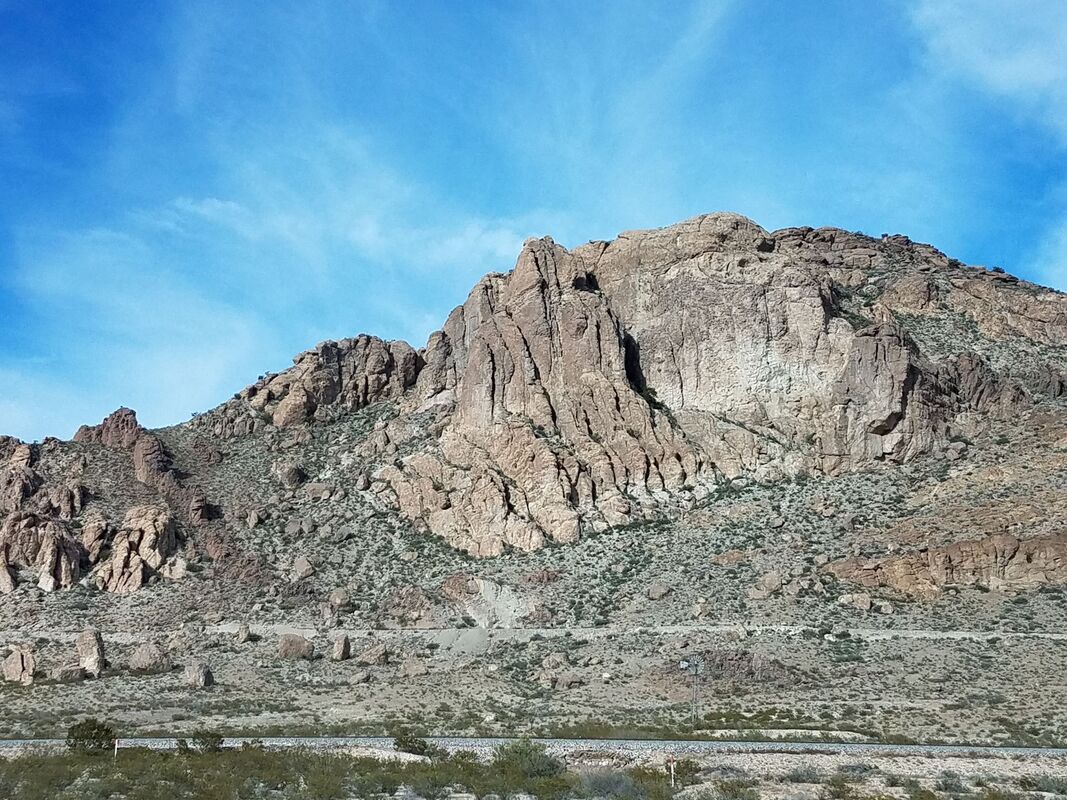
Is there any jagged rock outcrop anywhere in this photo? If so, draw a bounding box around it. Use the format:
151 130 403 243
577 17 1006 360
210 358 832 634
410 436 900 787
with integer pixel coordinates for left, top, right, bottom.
825 533 1067 599
382 236 703 555
203 336 420 436
9 213 1067 564
92 506 177 594
0 512 82 593
1 444 39 514
75 408 210 527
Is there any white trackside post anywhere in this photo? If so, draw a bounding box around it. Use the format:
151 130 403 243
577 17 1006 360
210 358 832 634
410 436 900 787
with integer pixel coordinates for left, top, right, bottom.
668 756 676 787
114 738 118 760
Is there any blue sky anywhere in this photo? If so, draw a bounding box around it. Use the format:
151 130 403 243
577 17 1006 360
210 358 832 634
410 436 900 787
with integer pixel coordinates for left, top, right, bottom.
2 0 1066 441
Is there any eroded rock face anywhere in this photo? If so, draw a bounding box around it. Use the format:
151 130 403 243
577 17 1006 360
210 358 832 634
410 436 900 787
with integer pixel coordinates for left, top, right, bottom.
167 213 1066 559
93 506 177 595
75 408 210 527
10 213 1067 566
440 574 528 628
383 236 703 555
204 336 420 436
0 512 82 593
825 533 1067 599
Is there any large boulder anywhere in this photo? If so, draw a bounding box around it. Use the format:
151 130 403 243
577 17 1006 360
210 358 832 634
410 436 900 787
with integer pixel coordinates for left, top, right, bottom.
355 642 390 666
183 661 214 688
76 628 106 677
51 663 85 683
278 634 314 660
2 646 35 685
330 635 351 662
128 642 171 674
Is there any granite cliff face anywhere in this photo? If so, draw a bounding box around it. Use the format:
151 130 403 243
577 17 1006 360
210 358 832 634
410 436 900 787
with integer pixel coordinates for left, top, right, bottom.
2 213 1065 596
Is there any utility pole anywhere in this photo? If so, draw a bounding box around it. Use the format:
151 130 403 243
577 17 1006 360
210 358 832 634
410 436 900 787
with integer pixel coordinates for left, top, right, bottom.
678 655 705 727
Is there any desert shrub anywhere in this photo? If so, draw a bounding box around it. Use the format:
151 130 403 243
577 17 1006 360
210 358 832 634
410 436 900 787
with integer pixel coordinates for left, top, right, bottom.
936 770 966 793
905 785 940 800
977 789 1022 800
673 759 701 786
1019 775 1067 794
581 769 645 800
821 775 861 800
65 719 115 752
492 737 564 779
191 729 224 753
713 778 759 800
785 765 824 783
837 763 875 782
392 730 445 759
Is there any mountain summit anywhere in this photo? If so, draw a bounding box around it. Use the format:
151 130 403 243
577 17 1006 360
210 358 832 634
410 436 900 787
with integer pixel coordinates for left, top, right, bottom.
3 212 1065 584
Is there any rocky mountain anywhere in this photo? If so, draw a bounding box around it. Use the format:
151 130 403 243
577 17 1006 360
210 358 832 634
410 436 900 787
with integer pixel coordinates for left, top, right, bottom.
1 212 1065 743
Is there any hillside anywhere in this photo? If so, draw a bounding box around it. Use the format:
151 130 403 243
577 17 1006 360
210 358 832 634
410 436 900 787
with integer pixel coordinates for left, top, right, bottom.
1 212 1065 744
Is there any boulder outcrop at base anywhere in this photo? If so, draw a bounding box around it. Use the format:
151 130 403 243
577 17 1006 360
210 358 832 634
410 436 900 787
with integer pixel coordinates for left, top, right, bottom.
825 533 1067 599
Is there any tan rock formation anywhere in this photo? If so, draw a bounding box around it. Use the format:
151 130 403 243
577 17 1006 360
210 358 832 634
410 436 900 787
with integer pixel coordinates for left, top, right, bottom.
825 533 1067 599
76 628 106 677
178 213 1065 558
0 512 82 593
93 506 177 595
330 634 351 662
75 408 210 527
278 634 314 659
203 336 420 436
355 642 389 666
183 661 214 688
128 642 171 674
2 646 35 685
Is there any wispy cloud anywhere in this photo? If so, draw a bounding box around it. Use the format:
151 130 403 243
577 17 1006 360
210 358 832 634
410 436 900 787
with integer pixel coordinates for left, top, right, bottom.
912 0 1067 142
2 0 1066 441
910 0 1067 288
